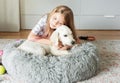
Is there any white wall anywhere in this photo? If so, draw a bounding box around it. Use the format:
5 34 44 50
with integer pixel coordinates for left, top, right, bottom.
0 0 20 32
20 0 81 29
80 0 120 30
20 0 120 30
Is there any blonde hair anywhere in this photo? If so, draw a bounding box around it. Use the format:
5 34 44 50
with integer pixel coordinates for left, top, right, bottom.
45 5 77 40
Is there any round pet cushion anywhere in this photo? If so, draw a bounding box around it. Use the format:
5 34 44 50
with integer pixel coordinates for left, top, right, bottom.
2 40 99 83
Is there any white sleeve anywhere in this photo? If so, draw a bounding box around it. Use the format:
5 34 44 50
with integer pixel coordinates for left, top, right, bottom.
31 15 47 35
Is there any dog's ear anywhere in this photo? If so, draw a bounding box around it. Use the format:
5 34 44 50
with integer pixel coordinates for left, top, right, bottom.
50 30 59 46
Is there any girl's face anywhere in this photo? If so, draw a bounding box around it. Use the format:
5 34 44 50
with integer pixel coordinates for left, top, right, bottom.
50 13 65 29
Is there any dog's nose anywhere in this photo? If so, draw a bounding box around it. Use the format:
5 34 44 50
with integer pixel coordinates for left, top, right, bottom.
71 41 75 45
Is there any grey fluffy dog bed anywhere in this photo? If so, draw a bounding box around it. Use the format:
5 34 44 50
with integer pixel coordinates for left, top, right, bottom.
2 40 99 83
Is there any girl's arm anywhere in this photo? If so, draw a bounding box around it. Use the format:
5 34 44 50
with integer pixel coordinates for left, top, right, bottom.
27 31 41 40
27 32 52 45
27 14 50 44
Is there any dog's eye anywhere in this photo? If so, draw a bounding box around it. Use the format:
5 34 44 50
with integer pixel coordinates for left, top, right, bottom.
64 35 67 37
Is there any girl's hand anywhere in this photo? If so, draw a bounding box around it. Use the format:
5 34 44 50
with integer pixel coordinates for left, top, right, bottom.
56 41 71 50
58 45 72 50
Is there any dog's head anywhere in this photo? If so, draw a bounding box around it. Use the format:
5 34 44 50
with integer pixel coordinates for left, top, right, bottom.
50 25 75 46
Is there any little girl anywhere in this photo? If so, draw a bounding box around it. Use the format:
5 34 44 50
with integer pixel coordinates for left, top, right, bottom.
27 5 80 50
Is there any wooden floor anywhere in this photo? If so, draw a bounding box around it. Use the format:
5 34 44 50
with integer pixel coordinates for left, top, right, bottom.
0 29 120 40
